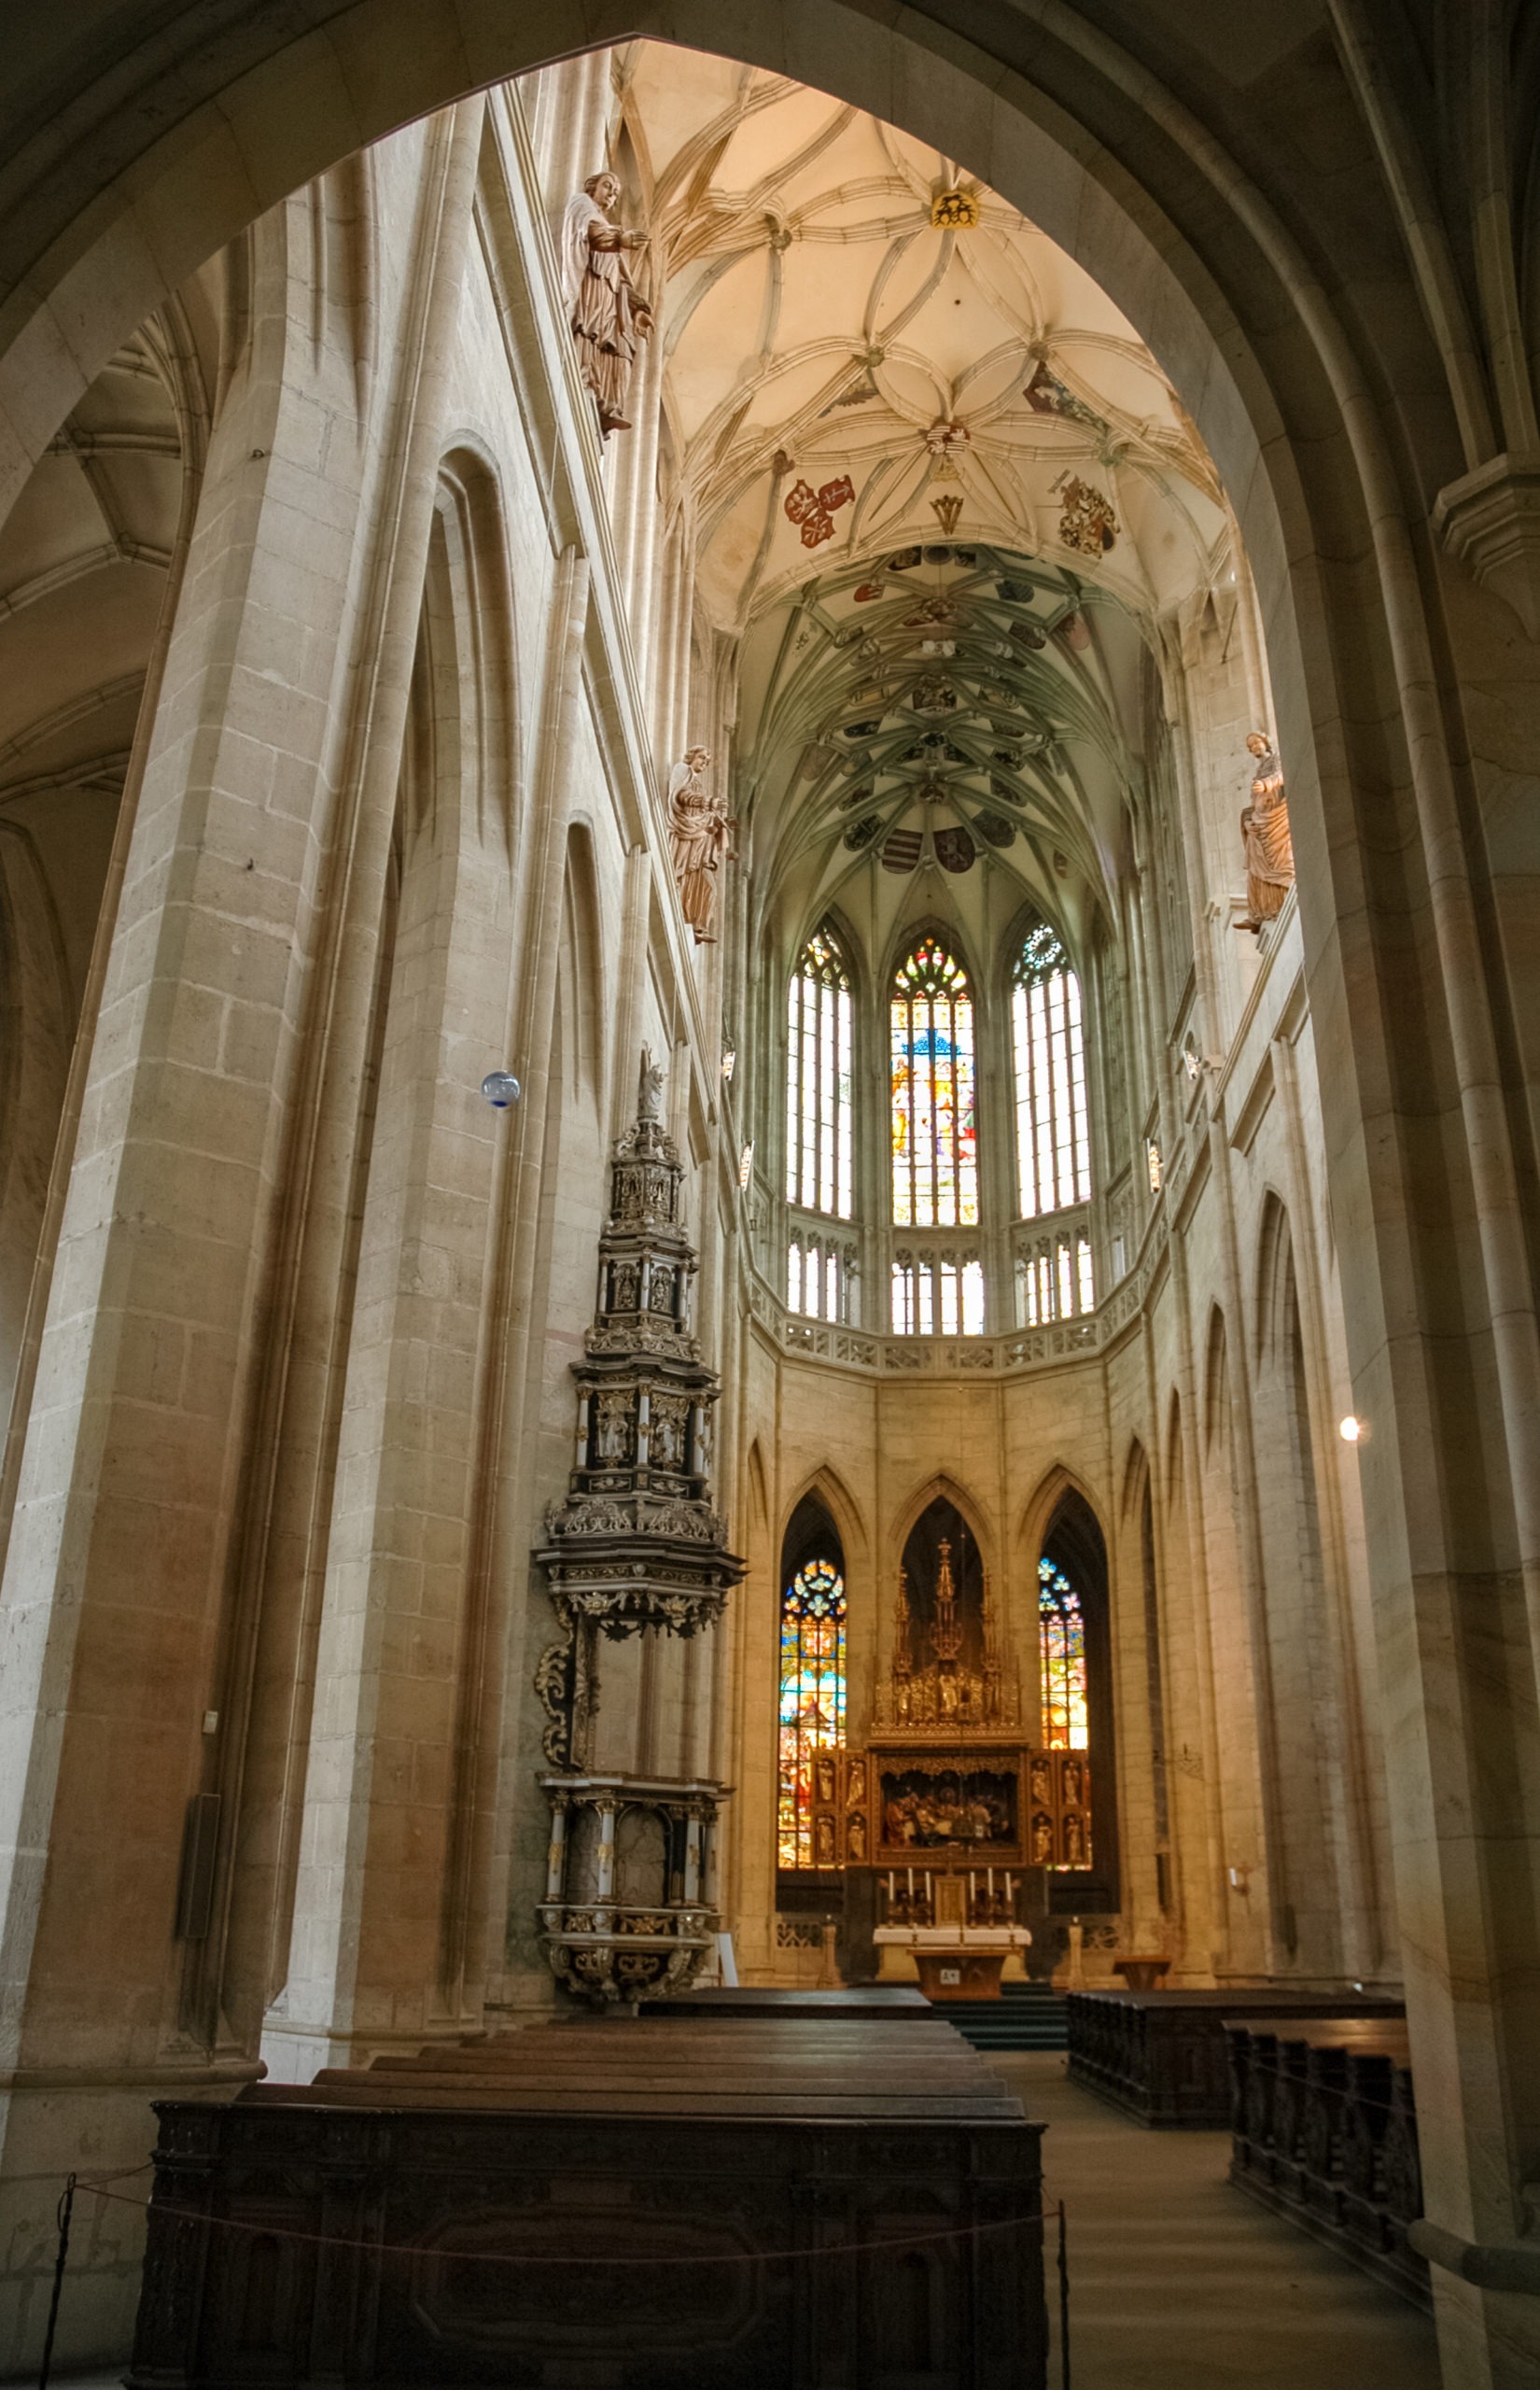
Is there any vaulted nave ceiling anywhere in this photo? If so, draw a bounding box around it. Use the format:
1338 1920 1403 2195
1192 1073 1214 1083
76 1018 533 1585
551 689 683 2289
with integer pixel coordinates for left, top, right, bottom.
611 42 1238 958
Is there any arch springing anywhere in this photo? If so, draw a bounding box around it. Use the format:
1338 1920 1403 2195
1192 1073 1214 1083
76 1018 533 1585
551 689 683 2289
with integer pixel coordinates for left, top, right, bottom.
1012 925 1089 1218
890 937 976 1229
777 1557 847 1869
787 925 853 1221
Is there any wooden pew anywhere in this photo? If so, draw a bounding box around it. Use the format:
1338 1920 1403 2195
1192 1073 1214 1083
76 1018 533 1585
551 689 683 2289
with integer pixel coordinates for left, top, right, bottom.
1065 1987 1405 2127
1225 2015 1426 2309
128 1991 1049 2388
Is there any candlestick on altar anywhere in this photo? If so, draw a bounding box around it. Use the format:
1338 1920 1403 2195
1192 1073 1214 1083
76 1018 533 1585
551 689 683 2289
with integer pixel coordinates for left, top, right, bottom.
907 1866 914 1895
987 1865 995 1895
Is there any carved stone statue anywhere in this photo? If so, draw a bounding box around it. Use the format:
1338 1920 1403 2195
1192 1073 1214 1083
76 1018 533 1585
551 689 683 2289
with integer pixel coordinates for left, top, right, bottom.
666 747 735 944
1239 731 1295 928
561 172 652 436
637 1047 665 1121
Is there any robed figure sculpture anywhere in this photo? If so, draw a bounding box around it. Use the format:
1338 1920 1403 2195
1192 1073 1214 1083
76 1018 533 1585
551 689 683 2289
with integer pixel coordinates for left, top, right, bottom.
666 747 735 944
1239 730 1295 928
561 172 652 436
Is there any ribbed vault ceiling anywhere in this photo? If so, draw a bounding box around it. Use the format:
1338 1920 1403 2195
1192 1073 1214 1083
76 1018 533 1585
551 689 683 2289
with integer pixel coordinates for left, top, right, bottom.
608 43 1241 964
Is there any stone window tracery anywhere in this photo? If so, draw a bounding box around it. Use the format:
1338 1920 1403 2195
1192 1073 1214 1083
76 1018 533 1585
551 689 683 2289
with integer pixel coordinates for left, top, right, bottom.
1013 925 1090 1218
787 925 853 1220
788 1224 858 1324
890 937 977 1230
777 1557 847 1870
890 1247 985 1335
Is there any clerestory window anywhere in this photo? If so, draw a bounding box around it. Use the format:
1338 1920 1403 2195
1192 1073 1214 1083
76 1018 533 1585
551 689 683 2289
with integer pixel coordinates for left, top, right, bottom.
1013 925 1090 1218
787 926 853 1221
890 937 977 1229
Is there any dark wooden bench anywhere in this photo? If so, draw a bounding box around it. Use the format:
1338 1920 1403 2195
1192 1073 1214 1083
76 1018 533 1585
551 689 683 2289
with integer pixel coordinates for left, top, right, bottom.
129 1990 1048 2388
1226 2014 1426 2308
1065 1987 1405 2127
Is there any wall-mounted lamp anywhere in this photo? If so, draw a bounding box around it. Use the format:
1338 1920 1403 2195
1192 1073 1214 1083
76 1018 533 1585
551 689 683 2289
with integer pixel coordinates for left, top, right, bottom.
738 1141 754 1189
721 1045 736 1082
1338 1414 1363 1444
1145 1140 1163 1193
480 1070 522 1110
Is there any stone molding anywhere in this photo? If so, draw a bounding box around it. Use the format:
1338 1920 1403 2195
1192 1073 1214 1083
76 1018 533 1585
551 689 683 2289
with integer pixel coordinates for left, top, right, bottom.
1432 450 1540 638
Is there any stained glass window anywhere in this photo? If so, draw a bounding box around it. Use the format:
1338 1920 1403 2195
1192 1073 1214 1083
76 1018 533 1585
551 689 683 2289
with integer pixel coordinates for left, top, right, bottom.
1039 1555 1088 1749
891 938 977 1227
787 927 853 1218
1013 926 1090 1218
777 1559 847 1869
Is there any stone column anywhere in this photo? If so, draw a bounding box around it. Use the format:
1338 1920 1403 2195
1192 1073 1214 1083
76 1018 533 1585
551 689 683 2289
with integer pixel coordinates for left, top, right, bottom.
0 105 483 2369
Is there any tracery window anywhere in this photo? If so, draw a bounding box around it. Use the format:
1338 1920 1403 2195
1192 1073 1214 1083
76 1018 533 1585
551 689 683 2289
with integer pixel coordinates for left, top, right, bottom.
890 938 977 1229
1015 1228 1095 1327
1013 926 1090 1217
787 926 853 1219
788 1228 856 1324
777 1558 847 1869
891 1253 985 1336
1039 1555 1088 1749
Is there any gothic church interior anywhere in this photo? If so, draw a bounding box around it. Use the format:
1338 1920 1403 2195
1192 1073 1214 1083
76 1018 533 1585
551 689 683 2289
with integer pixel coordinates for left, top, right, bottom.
0 7 1537 2387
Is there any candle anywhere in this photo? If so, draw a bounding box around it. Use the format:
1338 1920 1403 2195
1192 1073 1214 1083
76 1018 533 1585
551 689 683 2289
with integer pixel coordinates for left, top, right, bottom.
969 1871 976 1899
987 1866 995 1895
907 1866 914 1895
888 1871 895 1899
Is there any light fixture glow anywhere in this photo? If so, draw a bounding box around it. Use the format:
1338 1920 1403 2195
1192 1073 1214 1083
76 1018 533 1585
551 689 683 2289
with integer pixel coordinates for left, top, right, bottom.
1338 1413 1362 1443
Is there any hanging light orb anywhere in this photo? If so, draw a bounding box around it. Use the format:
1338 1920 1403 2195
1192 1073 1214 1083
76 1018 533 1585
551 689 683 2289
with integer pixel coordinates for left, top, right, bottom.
480 1070 522 1110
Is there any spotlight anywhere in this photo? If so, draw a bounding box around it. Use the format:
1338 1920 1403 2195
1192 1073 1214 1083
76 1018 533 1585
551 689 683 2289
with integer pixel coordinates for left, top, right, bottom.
1338 1414 1362 1443
481 1070 522 1110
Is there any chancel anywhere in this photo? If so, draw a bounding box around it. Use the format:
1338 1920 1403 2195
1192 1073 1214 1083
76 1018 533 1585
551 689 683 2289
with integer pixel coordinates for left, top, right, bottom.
0 12 1535 2390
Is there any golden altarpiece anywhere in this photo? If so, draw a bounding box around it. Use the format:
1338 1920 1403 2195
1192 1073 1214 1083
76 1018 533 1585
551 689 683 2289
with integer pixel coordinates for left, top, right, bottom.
795 1530 1094 1980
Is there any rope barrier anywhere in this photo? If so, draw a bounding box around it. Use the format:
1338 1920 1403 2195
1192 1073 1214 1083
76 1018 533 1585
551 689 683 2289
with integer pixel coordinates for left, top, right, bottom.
75 2172 1057 2270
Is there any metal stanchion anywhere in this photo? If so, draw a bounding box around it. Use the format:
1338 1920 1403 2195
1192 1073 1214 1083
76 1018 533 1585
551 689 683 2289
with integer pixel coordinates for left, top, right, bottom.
37 2172 77 2390
1057 2198 1071 2390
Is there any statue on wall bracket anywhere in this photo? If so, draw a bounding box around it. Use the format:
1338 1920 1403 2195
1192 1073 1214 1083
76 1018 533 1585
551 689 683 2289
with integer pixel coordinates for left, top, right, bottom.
666 747 735 944
561 171 652 436
1237 730 1295 931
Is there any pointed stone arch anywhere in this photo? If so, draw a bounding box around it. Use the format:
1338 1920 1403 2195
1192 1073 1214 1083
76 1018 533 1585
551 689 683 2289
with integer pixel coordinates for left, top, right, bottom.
1118 1437 1150 1525
889 1469 993 1579
779 1461 868 1570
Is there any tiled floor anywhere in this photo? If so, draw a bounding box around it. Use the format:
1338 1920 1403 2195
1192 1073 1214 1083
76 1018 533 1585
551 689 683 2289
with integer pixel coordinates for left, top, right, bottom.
996 2052 1442 2388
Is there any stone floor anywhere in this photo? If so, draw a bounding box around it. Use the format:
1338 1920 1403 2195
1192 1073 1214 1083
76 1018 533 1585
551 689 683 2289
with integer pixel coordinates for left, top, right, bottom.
52 2054 1443 2390
996 2052 1442 2388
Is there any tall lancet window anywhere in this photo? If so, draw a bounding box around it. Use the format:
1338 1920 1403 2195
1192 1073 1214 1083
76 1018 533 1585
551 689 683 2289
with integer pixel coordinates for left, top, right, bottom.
787 927 853 1220
1039 1555 1088 1749
890 937 977 1228
1013 925 1090 1218
777 1559 847 1869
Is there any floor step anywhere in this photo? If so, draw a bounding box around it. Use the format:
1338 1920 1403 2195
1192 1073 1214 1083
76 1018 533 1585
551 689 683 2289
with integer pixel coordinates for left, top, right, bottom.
923 1987 1069 2052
